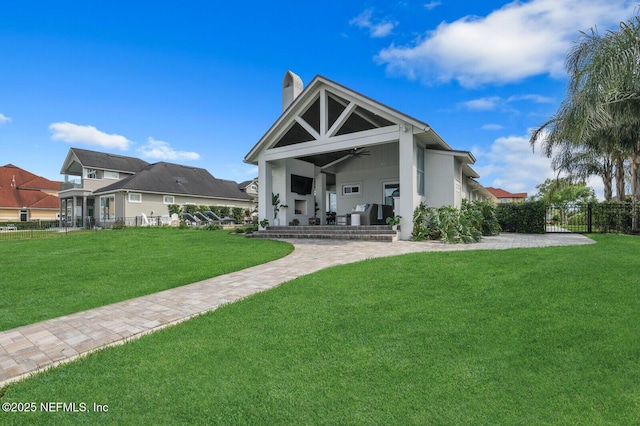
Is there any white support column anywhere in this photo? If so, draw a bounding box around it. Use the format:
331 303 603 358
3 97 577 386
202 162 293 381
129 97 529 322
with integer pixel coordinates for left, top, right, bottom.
72 196 77 228
258 159 273 227
82 196 88 228
315 172 327 224
398 125 415 240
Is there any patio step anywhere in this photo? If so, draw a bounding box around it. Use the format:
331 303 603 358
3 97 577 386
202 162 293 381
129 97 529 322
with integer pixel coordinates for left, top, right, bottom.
252 225 398 242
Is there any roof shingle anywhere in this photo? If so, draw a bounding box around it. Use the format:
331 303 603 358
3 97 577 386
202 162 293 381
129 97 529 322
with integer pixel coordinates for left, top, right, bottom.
0 164 61 209
94 162 252 201
69 148 149 173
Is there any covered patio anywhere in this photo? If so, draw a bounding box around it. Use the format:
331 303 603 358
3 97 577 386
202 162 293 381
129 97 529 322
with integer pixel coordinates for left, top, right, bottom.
245 72 482 240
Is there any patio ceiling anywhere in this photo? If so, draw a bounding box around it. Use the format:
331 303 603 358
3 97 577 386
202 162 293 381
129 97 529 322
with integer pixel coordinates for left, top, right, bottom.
297 149 354 167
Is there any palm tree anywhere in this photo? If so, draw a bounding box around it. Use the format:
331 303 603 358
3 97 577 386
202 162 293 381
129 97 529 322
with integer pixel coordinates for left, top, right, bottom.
565 18 640 200
530 106 617 201
531 16 640 228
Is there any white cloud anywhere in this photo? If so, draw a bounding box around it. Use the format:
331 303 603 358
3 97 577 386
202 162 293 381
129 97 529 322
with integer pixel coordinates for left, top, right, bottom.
49 122 131 150
424 1 441 11
350 9 397 38
0 113 11 124
461 93 556 111
461 97 502 111
376 0 637 87
476 132 604 199
137 137 200 161
475 133 557 196
509 94 554 104
482 124 505 130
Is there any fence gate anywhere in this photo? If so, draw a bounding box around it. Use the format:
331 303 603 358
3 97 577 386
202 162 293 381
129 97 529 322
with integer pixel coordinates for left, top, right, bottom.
546 204 591 233
546 202 636 234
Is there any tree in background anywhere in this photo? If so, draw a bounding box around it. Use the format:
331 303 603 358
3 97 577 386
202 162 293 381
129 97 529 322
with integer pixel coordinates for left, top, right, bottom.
530 16 640 209
533 178 596 206
533 178 597 229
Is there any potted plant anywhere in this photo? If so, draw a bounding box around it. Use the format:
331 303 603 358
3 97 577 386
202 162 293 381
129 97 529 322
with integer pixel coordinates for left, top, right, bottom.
271 193 288 226
386 215 402 231
259 218 269 230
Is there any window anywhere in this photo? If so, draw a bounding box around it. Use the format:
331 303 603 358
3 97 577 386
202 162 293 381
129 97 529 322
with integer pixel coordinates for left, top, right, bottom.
417 146 425 196
128 193 142 203
342 184 361 196
86 169 97 179
163 195 175 204
100 195 115 221
384 183 399 207
104 171 119 179
328 192 337 212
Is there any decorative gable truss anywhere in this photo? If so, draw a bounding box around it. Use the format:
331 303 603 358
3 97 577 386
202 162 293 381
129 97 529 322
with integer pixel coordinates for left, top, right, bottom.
261 86 402 168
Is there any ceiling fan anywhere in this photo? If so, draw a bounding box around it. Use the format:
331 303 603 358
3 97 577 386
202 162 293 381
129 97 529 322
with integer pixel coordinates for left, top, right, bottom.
321 147 371 169
348 147 370 157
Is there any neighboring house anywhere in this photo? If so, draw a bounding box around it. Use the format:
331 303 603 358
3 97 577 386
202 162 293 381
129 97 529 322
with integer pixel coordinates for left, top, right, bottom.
238 177 259 221
244 72 490 240
0 164 62 222
486 187 528 204
59 148 252 227
238 178 259 201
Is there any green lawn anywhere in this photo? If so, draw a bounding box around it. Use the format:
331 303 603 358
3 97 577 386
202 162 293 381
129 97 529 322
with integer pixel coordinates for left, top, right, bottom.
1 234 639 424
0 227 293 330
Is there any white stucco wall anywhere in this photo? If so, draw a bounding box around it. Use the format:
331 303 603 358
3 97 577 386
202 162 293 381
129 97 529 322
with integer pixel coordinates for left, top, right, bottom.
424 150 455 208
333 143 399 214
270 158 316 225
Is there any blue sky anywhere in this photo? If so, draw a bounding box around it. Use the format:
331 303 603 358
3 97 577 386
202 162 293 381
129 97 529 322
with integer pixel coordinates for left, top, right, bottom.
1 1 637 197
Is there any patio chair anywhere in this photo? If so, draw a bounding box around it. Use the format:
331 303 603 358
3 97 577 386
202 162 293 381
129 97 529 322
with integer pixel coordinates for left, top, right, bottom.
194 212 211 222
352 203 394 225
181 213 199 226
204 211 237 223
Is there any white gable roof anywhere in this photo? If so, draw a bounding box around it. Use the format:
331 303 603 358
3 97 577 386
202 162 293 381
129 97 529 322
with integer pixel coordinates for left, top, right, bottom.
244 75 453 165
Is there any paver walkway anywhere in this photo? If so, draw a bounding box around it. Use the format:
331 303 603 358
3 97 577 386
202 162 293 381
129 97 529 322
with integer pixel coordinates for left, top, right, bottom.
0 233 594 387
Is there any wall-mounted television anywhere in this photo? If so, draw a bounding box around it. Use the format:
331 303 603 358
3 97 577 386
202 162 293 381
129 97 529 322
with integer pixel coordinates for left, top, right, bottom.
291 174 314 195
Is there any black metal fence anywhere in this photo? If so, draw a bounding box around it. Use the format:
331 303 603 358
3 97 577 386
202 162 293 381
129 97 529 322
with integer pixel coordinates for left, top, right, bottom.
0 221 97 241
0 216 170 241
546 202 640 234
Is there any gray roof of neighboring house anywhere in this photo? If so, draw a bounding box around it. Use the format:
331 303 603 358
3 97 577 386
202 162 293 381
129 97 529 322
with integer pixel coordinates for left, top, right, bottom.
94 162 252 201
238 179 256 189
67 147 150 173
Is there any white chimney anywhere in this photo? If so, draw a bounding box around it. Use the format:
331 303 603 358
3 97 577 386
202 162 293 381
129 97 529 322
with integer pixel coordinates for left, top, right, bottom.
282 70 303 112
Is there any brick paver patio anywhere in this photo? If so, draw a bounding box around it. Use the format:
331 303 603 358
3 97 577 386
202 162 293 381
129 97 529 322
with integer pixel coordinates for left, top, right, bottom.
0 233 594 386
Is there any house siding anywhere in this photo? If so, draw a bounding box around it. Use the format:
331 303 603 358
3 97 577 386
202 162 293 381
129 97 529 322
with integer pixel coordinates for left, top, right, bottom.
424 151 455 208
334 143 399 215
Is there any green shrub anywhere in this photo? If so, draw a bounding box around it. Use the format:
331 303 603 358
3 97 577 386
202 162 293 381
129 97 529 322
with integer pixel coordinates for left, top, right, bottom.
411 202 483 244
592 201 633 233
182 205 198 215
209 206 229 219
243 224 258 234
462 199 501 236
168 204 182 216
111 219 127 230
231 207 244 223
495 201 546 233
567 212 587 225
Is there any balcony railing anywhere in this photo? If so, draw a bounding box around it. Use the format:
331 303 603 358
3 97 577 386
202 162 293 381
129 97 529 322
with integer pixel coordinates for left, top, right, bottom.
59 181 82 191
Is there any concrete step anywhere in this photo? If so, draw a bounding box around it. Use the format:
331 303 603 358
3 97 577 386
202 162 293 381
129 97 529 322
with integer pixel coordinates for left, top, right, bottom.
252 225 398 242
